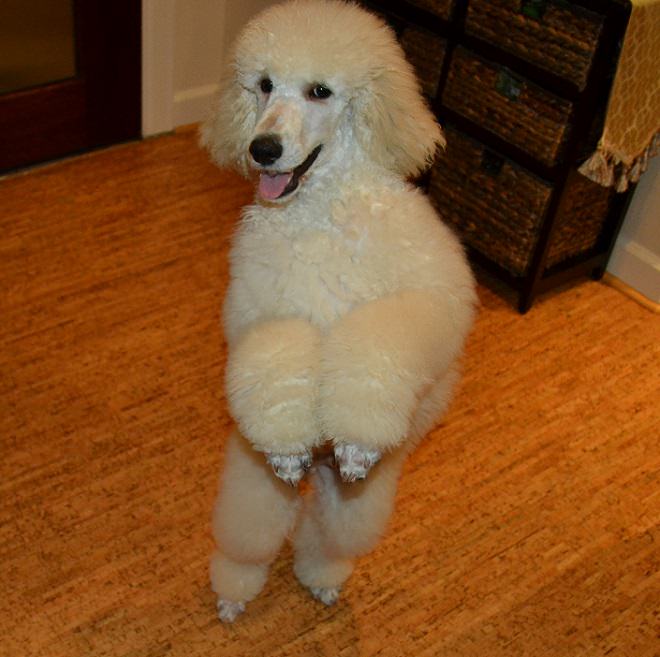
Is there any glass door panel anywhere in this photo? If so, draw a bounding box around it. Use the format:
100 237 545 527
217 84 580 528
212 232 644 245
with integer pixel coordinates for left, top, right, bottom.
0 0 76 94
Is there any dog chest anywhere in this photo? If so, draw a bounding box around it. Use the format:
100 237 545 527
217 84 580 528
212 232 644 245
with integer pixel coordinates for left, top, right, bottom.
231 217 387 328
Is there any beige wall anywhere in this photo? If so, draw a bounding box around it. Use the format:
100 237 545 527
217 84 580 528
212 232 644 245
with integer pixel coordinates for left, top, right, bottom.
142 0 278 136
173 0 277 126
606 156 660 304
172 0 226 94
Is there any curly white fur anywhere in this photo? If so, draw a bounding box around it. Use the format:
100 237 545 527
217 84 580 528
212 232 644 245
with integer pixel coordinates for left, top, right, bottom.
203 0 476 622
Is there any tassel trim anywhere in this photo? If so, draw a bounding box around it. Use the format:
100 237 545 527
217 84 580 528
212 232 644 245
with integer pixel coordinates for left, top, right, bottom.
579 133 659 192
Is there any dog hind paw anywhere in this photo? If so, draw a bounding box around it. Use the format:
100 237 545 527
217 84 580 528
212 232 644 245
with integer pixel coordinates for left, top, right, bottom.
217 599 246 623
334 443 382 482
265 451 312 486
310 586 340 606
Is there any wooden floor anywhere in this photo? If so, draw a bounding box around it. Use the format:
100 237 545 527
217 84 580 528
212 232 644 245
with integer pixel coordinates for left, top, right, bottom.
1 128 658 657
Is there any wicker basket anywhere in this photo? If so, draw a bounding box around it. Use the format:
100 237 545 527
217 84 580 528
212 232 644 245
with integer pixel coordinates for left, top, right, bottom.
465 0 604 90
400 25 447 98
430 126 553 276
546 171 613 268
442 47 574 166
406 0 454 20
431 126 615 276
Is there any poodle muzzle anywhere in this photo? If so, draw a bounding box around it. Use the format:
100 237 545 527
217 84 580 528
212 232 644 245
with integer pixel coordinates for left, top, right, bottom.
250 140 323 200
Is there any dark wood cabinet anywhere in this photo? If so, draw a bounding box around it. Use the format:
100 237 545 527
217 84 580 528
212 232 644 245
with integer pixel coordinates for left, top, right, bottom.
362 0 634 312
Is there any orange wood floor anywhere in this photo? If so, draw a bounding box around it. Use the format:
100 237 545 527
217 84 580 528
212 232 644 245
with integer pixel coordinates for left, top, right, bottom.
1 128 658 657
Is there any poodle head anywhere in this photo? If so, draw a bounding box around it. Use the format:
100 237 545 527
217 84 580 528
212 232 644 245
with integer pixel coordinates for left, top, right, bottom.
201 0 444 201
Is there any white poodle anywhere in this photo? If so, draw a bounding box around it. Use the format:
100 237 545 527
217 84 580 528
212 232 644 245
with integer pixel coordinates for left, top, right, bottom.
201 0 477 623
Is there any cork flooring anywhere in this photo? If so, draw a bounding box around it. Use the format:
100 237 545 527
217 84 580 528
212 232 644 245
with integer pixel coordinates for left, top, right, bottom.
1 128 658 657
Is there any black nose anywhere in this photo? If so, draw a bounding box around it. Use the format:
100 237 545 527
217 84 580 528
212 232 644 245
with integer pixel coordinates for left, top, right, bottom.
249 134 283 166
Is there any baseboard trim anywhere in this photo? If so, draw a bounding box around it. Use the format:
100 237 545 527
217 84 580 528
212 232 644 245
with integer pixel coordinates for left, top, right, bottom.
173 83 219 128
603 273 660 314
606 238 660 308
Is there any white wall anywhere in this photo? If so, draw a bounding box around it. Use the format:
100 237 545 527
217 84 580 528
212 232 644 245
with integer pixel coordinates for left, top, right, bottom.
142 0 176 136
171 0 227 128
606 156 660 304
142 0 278 137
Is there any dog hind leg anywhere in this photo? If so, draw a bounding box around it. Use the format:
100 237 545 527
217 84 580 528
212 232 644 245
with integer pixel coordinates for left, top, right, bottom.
210 431 301 622
293 449 405 604
292 493 354 606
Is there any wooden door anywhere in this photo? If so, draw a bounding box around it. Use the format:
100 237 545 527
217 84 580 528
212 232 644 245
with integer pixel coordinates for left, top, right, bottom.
0 1 141 174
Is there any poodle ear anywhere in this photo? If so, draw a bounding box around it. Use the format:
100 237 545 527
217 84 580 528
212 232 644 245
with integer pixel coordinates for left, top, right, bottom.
352 49 445 178
199 63 256 176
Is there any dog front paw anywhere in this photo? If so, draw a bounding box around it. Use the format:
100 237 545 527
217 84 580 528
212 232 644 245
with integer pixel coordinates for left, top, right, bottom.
265 451 312 486
217 599 246 623
334 443 382 482
310 586 341 606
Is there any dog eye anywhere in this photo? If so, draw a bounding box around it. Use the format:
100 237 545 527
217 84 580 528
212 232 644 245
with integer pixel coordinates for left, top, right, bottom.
309 84 332 100
260 78 273 94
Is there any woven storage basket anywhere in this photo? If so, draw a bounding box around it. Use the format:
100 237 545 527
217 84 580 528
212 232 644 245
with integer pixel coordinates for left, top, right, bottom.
430 126 552 276
406 0 454 20
443 47 574 166
546 171 613 268
400 25 447 98
465 0 604 90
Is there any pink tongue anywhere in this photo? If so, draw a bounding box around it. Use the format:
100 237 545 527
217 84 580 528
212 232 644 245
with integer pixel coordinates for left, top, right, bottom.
258 172 293 200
